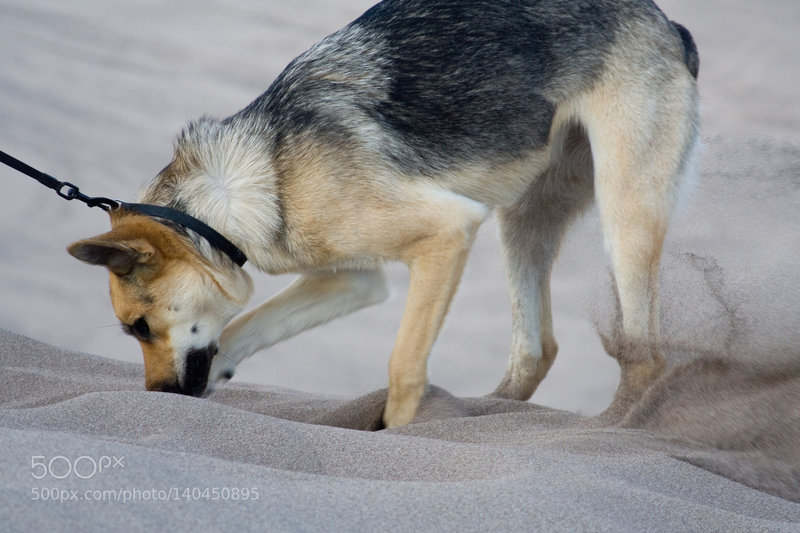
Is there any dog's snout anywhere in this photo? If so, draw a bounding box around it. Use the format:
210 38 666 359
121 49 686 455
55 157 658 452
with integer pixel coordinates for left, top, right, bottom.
182 344 217 397
149 344 216 397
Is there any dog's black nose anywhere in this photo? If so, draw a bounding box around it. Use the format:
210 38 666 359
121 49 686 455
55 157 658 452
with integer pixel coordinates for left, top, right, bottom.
181 344 217 397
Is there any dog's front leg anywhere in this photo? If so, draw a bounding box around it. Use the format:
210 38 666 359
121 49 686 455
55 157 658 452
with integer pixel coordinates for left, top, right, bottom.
383 217 483 428
208 269 389 388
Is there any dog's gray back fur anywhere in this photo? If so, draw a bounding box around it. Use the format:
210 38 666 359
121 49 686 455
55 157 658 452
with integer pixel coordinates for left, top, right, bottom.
144 0 699 249
225 0 697 175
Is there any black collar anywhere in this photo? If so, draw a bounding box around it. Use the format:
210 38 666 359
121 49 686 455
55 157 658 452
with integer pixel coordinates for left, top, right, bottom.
0 149 247 266
119 203 248 267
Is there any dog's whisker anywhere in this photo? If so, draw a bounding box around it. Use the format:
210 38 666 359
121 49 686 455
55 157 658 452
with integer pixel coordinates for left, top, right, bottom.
92 323 127 331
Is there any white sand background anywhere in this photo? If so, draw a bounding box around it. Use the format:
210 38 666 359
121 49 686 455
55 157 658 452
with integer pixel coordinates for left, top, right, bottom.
0 0 797 413
2 2 800 530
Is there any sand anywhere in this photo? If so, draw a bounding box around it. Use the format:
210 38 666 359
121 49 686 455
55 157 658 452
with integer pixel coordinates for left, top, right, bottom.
1 0 799 530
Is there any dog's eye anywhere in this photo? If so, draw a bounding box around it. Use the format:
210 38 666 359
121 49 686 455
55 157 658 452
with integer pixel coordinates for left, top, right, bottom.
124 318 152 342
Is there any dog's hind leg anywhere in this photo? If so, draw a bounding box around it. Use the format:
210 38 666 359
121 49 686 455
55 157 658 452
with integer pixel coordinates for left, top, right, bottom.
491 126 594 401
583 74 699 422
208 268 389 389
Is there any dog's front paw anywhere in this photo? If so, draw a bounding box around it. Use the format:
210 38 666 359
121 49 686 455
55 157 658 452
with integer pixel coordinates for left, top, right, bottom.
208 355 237 387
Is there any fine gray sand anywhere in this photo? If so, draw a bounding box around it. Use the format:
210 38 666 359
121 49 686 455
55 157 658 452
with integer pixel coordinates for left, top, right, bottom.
1 1 799 530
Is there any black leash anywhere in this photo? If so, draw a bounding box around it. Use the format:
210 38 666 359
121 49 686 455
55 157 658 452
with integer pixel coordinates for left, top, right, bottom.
0 149 119 211
1 149 247 267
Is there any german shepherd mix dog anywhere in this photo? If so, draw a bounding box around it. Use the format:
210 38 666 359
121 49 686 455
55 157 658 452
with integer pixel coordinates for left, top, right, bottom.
69 0 699 427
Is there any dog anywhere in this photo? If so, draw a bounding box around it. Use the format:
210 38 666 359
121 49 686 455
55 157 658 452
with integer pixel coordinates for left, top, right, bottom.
68 0 700 428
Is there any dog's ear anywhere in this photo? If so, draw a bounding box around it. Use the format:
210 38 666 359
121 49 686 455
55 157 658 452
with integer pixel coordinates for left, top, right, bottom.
67 234 160 276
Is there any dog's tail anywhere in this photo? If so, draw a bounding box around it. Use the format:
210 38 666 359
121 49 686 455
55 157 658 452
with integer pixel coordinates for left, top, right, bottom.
671 21 699 79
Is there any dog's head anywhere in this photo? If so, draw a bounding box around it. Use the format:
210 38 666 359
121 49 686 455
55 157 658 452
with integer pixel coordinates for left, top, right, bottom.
68 209 252 396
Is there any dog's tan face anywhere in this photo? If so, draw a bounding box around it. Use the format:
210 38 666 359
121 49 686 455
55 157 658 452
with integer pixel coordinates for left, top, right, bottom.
68 211 252 395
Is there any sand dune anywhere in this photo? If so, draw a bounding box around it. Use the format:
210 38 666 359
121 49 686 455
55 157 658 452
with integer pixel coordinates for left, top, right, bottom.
1 1 798 529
